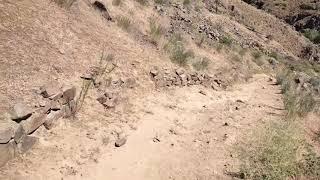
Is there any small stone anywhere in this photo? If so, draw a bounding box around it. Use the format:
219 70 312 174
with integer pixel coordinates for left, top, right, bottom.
17 136 38 154
39 86 50 98
97 95 107 104
10 103 32 122
115 138 127 147
175 68 185 75
199 90 207 96
236 99 245 103
150 67 159 77
0 140 17 167
102 99 117 108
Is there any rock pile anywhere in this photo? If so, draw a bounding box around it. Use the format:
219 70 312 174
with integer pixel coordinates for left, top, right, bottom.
150 67 225 90
0 85 77 167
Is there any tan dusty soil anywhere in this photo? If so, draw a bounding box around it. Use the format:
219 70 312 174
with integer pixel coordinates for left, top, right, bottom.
0 74 284 180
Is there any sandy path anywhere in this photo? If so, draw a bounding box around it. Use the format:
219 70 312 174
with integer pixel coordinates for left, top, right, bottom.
73 74 283 180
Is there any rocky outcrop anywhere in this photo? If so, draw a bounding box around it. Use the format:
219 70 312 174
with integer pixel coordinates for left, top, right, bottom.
0 85 77 167
150 67 226 90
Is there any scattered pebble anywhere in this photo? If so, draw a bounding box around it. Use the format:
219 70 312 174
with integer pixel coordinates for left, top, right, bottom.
115 138 127 147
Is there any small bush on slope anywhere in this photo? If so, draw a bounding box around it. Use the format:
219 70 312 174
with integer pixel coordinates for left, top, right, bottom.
164 34 194 67
192 57 210 71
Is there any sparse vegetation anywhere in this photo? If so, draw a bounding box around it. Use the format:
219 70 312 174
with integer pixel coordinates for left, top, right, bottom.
252 51 262 59
238 47 248 57
251 51 265 66
148 18 164 44
112 0 121 6
219 35 233 47
117 16 131 31
303 29 320 44
195 33 206 47
276 68 319 118
135 0 148 6
76 53 115 112
53 0 76 8
237 120 320 180
192 57 210 71
164 34 194 67
237 61 320 180
154 0 167 5
237 121 302 180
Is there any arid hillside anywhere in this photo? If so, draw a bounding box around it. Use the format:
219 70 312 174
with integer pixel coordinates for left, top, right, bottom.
243 0 320 44
0 0 320 179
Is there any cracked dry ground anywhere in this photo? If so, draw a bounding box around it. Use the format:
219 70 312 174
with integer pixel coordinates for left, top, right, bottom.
0 74 284 180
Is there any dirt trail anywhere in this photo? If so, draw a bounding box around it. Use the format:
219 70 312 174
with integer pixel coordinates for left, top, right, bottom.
75 74 283 180
0 74 283 180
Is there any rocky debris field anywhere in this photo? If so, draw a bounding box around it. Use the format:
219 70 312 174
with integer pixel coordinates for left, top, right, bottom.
0 85 77 167
150 67 226 90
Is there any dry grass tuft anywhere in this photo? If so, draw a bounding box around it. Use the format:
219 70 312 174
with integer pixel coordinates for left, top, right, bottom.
237 120 320 180
164 34 194 67
192 57 210 71
116 16 131 31
135 0 148 6
52 0 76 8
148 18 164 45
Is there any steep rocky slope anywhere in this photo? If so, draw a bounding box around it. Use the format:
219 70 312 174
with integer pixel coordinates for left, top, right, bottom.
243 0 320 38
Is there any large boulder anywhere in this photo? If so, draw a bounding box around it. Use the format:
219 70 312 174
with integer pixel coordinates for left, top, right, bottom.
0 121 16 144
9 102 32 122
43 110 64 130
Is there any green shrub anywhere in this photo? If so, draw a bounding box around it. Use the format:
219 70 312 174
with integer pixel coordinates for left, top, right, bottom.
192 57 210 71
117 16 131 31
165 34 194 66
219 35 233 46
154 0 167 5
135 0 148 6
